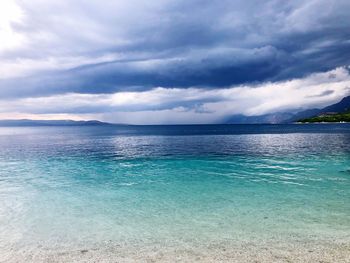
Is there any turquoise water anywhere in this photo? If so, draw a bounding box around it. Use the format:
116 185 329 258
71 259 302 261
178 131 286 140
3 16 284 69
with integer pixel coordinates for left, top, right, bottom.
0 125 350 257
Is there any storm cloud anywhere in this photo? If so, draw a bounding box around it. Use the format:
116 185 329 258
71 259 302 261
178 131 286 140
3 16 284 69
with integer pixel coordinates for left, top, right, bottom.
0 0 350 123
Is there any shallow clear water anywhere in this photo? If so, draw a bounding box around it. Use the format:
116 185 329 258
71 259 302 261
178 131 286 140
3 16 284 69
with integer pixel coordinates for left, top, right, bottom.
0 125 349 255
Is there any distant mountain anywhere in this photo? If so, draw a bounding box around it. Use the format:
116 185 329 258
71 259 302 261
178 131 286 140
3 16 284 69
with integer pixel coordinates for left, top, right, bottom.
0 119 112 127
285 108 321 123
225 95 350 124
321 96 350 113
290 95 350 123
298 111 350 123
225 112 294 124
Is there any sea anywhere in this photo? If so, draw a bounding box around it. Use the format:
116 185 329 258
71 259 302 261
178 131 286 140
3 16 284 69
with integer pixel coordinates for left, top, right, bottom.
0 124 349 262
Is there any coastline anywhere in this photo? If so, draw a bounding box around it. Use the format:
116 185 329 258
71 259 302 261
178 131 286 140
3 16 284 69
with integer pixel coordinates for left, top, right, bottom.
296 122 350 124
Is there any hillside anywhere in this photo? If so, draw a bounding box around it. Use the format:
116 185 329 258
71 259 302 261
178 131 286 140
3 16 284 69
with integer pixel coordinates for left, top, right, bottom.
225 96 350 124
297 96 350 123
298 111 350 123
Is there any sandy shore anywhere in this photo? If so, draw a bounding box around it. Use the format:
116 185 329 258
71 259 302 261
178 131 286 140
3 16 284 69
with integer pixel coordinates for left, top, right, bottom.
2 240 349 263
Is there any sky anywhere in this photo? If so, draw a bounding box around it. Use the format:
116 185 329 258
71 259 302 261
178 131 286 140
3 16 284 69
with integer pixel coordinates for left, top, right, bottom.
0 0 350 124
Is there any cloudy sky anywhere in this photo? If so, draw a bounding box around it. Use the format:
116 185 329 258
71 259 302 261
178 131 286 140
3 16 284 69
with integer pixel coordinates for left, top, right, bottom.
0 0 350 124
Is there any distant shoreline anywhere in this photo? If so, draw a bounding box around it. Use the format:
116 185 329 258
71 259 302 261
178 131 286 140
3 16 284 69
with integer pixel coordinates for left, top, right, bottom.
296 121 350 124
1 122 350 127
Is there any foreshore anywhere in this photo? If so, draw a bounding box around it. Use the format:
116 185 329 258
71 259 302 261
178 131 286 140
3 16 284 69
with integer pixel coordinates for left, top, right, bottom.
2 240 349 263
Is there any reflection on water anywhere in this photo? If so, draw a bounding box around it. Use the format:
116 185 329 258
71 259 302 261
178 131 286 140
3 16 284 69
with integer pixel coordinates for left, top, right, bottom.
0 125 349 253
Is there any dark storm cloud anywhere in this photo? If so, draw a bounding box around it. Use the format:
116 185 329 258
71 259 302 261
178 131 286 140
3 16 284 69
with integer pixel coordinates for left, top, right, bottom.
1 0 350 99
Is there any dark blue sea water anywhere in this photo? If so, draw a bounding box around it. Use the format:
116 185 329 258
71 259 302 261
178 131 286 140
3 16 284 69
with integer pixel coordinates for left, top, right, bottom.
0 124 349 261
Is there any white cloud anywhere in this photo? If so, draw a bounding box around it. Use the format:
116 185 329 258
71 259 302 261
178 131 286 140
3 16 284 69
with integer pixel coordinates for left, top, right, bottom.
0 0 25 52
202 67 350 117
0 67 349 124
